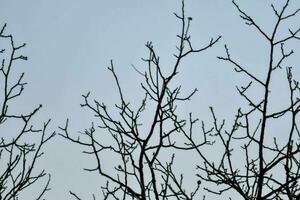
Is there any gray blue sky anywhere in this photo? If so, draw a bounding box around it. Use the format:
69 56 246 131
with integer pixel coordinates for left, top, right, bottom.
1 0 300 199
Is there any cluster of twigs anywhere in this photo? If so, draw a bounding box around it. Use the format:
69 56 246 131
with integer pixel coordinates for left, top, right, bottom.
60 1 220 199
192 0 300 199
60 0 300 200
0 24 55 200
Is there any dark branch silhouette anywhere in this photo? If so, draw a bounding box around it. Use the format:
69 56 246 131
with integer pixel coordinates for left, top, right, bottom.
0 24 55 200
193 1 300 199
60 1 220 199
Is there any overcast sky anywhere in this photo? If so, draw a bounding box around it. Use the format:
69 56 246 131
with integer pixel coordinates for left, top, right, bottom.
1 0 300 199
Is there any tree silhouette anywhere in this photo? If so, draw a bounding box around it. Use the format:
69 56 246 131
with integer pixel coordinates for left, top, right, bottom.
0 24 55 200
191 0 300 199
59 0 300 199
60 1 220 199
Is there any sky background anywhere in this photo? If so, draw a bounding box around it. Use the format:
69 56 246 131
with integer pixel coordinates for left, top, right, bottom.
1 0 300 199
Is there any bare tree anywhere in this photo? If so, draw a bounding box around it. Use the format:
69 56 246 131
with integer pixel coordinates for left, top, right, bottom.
0 24 55 200
60 1 220 199
191 1 300 199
